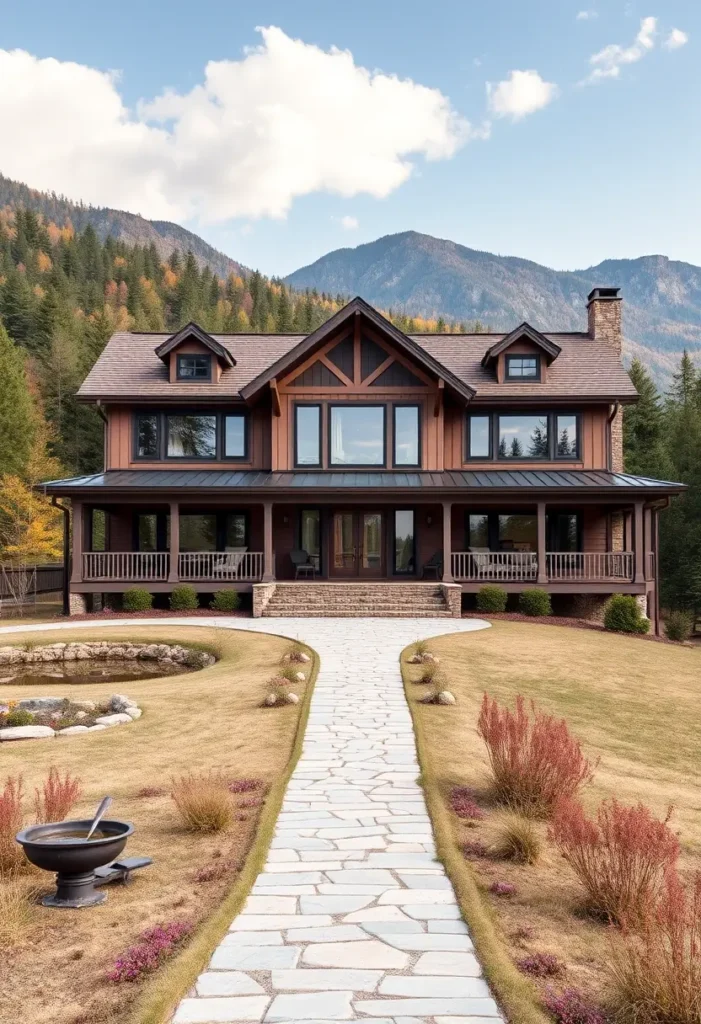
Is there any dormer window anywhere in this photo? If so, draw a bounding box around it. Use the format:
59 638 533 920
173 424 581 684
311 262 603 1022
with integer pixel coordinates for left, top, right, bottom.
177 354 212 381
505 355 540 381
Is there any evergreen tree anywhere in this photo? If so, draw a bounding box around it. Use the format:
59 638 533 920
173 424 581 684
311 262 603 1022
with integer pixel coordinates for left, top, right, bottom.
0 323 35 476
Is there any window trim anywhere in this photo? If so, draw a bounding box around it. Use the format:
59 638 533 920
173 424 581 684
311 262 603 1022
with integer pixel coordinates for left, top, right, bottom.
505 354 541 381
392 403 421 469
328 403 387 469
464 410 581 463
392 508 416 576
293 403 322 469
176 353 213 382
132 409 249 463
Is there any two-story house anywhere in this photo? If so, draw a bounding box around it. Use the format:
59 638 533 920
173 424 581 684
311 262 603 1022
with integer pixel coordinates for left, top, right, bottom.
42 291 684 629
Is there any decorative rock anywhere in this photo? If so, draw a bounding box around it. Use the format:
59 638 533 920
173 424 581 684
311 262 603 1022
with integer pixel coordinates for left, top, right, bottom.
437 691 456 705
0 725 55 741
124 706 142 720
73 700 97 711
57 726 90 736
294 671 305 681
74 711 88 720
285 692 300 705
17 697 64 712
94 713 133 727
264 693 278 706
87 724 108 731
110 693 137 712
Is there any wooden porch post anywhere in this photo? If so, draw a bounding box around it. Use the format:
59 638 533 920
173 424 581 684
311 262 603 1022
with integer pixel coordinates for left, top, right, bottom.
70 500 83 584
262 501 275 582
442 501 453 582
536 501 547 584
634 500 645 583
168 501 180 583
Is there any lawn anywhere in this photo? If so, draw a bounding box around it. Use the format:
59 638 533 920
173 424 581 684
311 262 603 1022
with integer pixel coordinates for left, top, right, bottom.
403 620 701 1023
0 625 315 1024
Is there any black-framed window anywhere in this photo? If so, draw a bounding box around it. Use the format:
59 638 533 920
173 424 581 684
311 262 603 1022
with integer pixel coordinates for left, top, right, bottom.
329 405 386 467
464 411 580 462
295 405 322 467
133 410 249 462
393 405 420 467
505 355 540 380
393 509 415 575
465 510 582 552
90 509 108 552
177 354 212 380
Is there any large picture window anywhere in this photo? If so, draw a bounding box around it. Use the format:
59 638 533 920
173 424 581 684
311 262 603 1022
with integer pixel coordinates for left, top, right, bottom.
498 415 549 459
330 406 385 466
295 405 321 467
133 410 248 461
167 415 217 458
393 406 420 466
465 411 580 462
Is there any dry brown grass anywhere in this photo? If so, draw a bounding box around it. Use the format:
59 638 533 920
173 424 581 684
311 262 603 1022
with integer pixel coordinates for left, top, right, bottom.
485 812 542 865
0 877 41 951
403 619 701 1019
171 772 235 833
0 624 311 1024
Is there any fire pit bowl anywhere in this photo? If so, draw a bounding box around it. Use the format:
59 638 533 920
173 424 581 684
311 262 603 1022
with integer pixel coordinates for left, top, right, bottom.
16 819 134 908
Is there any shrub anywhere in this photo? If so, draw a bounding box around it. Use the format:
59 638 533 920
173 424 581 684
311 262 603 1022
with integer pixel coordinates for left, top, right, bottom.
519 589 552 617
0 776 25 877
416 663 443 686
450 786 485 821
478 694 595 817
604 594 649 635
413 639 430 657
610 869 701 1023
476 585 508 613
210 589 240 612
282 641 309 664
544 988 606 1024
5 709 33 727
487 811 542 864
171 772 234 832
169 585 198 611
549 797 679 925
664 610 694 643
490 881 517 897
122 588 153 612
33 767 82 823
107 920 192 982
278 665 303 684
517 952 564 978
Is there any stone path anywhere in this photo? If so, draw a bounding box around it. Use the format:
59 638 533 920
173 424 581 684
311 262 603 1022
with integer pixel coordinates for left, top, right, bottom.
0 615 498 1023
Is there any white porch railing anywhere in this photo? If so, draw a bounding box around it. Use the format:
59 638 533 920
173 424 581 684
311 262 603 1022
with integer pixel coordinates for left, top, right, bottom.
451 551 538 582
546 551 633 581
178 551 264 581
83 551 169 581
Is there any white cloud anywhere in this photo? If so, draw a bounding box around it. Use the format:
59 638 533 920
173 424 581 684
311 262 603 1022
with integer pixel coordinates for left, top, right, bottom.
584 15 657 82
486 69 558 120
0 28 474 224
576 10 598 20
339 215 359 230
664 28 689 50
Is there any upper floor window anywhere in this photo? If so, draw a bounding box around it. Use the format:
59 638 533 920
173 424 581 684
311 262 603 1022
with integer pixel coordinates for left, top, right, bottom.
505 355 540 380
224 413 247 458
134 410 248 461
295 405 322 467
466 411 580 462
393 406 420 467
167 414 217 458
330 405 385 466
177 354 212 381
498 414 549 459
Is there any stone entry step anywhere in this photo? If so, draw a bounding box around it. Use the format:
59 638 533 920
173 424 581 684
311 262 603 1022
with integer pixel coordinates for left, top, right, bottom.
258 583 458 618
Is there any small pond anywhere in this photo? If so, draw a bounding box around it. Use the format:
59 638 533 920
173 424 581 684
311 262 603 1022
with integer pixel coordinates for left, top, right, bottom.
0 659 197 686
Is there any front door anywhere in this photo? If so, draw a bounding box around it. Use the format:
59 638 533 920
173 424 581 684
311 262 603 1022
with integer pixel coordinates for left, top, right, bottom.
330 511 384 577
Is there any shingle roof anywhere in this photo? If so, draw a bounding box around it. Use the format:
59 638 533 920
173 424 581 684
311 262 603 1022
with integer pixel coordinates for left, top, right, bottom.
40 469 685 495
78 330 638 402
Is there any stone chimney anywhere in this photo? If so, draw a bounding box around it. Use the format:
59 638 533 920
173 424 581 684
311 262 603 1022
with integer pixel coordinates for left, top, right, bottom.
587 287 622 352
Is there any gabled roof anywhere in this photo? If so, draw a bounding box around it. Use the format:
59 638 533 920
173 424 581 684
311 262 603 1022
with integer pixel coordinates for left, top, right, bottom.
239 296 476 403
481 322 562 367
154 322 235 367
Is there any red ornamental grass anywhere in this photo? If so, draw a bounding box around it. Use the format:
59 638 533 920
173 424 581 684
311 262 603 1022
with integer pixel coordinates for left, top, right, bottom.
107 920 192 982
549 797 679 926
450 786 485 821
0 775 25 877
544 988 607 1024
478 694 596 817
33 766 82 823
228 779 262 794
517 952 564 978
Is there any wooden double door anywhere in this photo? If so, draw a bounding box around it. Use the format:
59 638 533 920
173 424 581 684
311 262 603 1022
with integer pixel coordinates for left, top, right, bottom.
330 510 384 578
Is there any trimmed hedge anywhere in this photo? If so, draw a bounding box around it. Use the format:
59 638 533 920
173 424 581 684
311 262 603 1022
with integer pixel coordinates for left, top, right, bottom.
170 585 199 611
518 589 552 617
603 594 649 634
476 585 508 613
123 588 153 612
664 610 693 642
210 590 241 612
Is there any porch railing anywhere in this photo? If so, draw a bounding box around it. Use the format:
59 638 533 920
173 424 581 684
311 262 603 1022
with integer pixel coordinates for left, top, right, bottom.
451 551 538 582
178 551 264 582
83 551 169 581
546 552 633 581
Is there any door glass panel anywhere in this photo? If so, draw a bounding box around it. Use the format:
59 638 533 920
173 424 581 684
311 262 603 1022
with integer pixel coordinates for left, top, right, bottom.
394 510 415 574
301 510 321 570
362 513 382 570
468 514 489 550
498 514 537 552
333 513 355 569
180 514 217 551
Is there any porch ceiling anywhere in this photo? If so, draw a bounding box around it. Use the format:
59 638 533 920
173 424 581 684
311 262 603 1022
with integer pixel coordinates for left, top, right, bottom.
40 468 685 498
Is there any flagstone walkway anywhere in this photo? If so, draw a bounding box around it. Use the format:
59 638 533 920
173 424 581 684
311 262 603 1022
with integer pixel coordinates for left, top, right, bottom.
0 615 499 1023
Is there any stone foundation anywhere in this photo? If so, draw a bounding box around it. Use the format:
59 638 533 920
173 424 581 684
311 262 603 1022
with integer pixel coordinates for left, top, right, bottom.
440 583 463 618
69 592 87 615
252 582 277 618
570 594 610 624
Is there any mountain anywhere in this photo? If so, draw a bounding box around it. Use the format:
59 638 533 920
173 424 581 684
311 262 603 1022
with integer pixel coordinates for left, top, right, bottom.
286 231 701 381
0 174 247 281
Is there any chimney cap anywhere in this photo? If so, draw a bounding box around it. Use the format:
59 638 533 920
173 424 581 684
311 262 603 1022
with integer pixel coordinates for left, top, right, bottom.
587 287 621 304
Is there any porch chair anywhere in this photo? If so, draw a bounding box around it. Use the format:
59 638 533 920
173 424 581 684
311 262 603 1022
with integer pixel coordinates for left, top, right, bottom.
213 547 247 578
421 551 443 580
290 549 316 580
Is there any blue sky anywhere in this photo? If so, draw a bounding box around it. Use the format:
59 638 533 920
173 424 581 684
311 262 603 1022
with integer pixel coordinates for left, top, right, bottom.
1 0 698 276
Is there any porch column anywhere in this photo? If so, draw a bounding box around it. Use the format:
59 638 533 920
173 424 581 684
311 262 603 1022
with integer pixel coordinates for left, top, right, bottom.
70 500 83 583
168 502 180 582
262 501 275 582
634 500 645 583
442 501 453 582
536 502 547 584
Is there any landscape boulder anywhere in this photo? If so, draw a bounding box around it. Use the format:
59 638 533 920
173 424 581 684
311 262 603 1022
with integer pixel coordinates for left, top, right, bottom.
0 725 56 741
